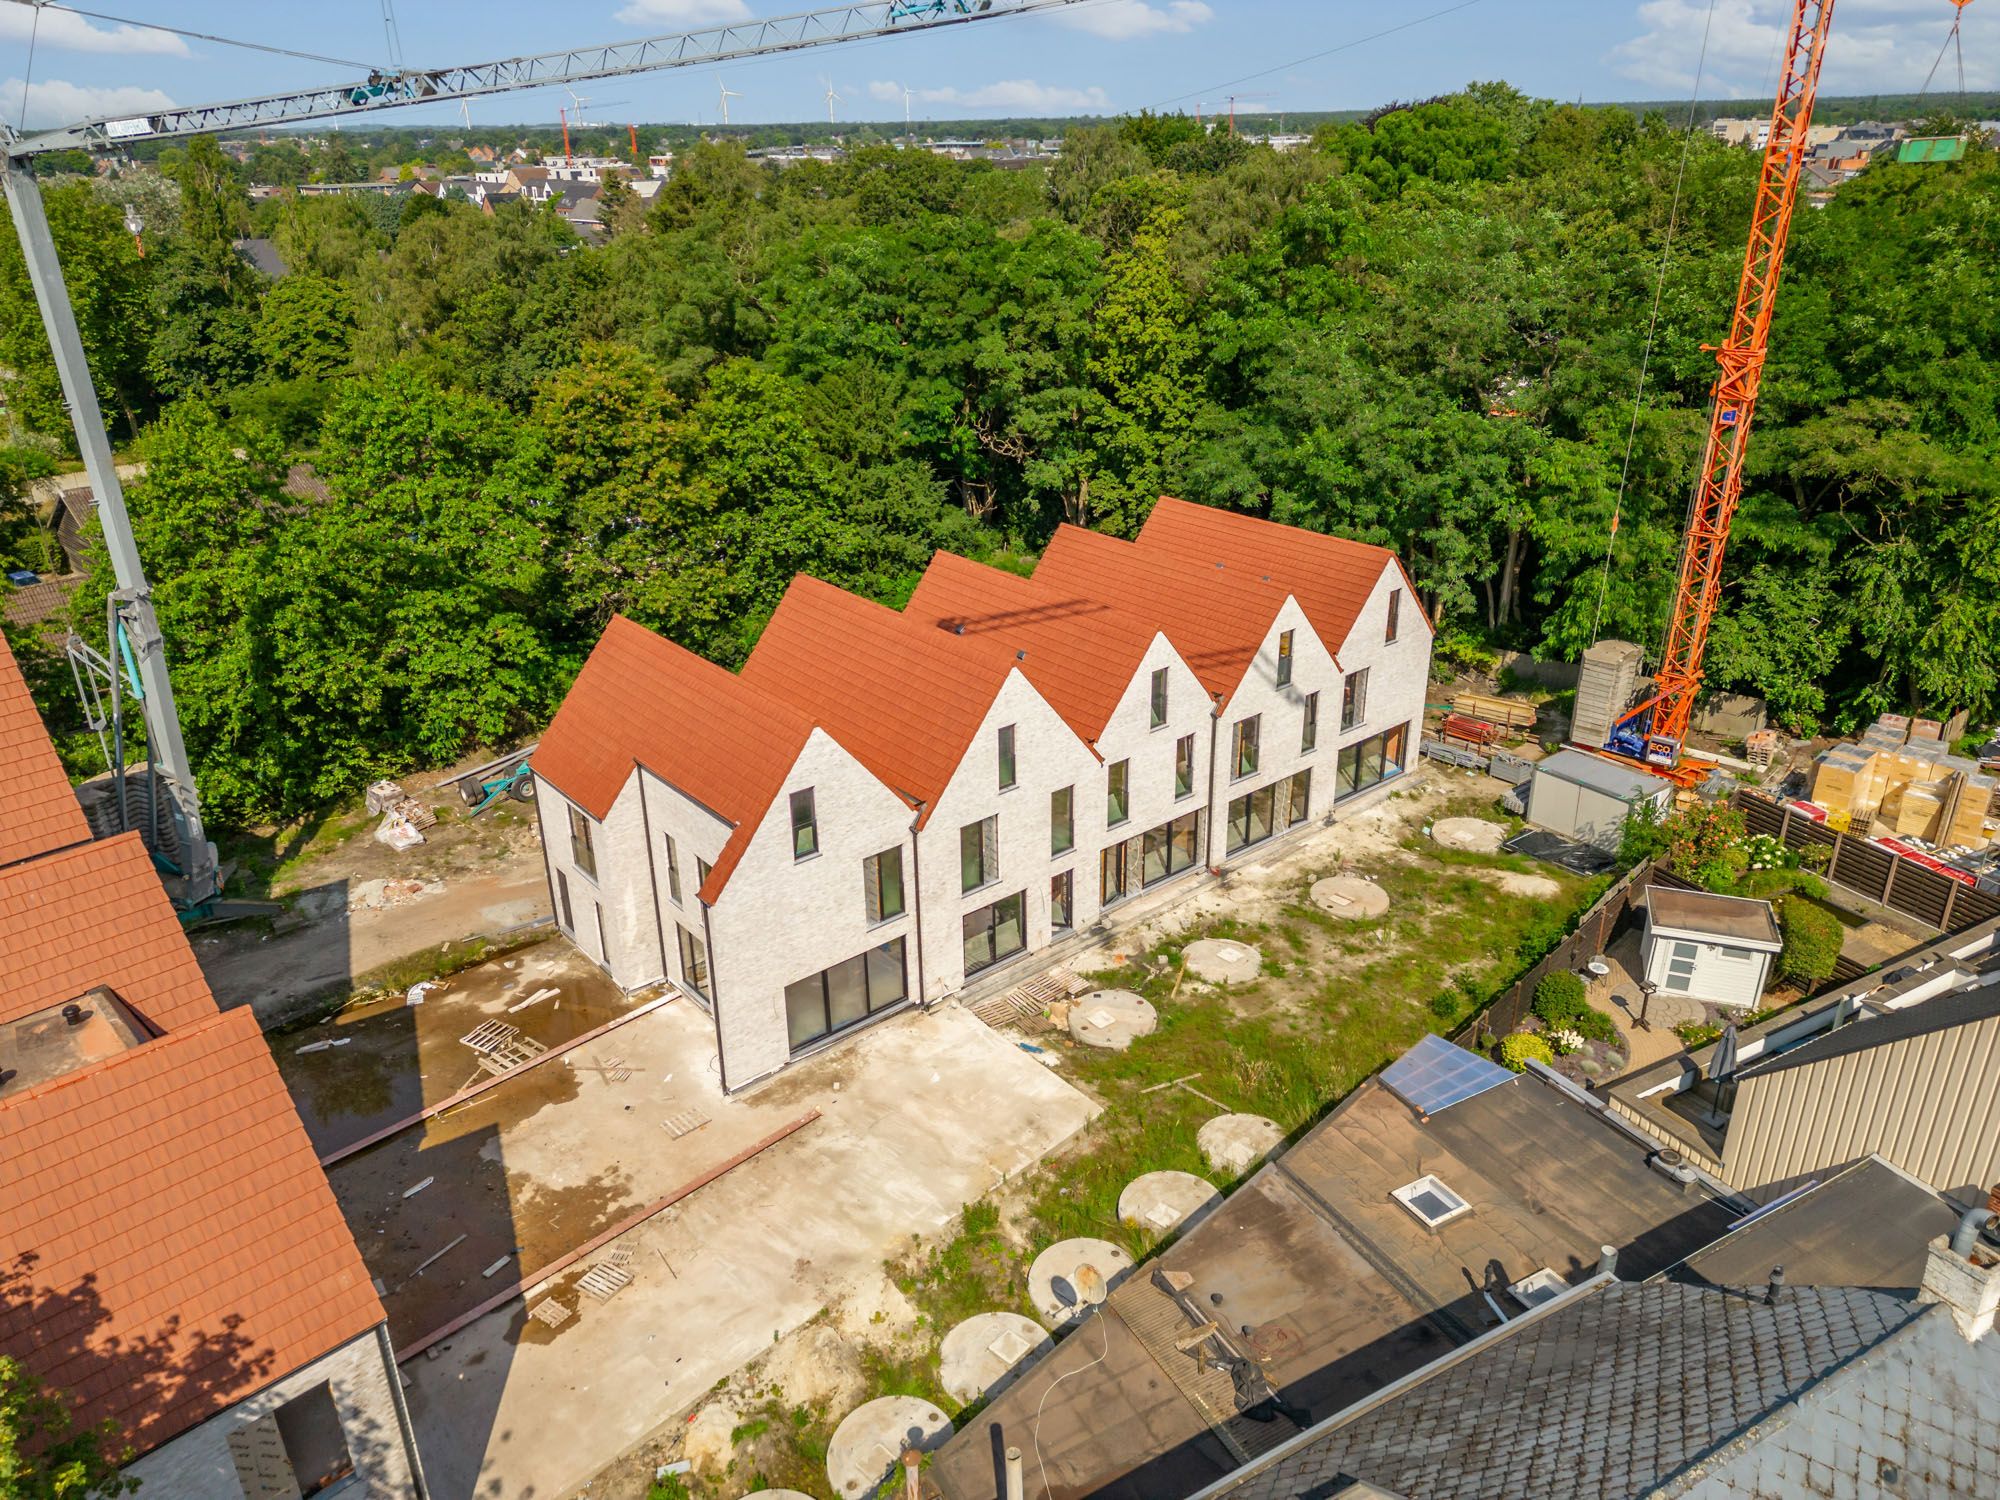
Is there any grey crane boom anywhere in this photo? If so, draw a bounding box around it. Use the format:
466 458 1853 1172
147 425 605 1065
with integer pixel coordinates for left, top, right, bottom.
3 0 1087 156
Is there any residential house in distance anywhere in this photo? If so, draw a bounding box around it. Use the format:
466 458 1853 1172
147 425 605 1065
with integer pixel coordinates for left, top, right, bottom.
532 498 1432 1092
0 628 426 1498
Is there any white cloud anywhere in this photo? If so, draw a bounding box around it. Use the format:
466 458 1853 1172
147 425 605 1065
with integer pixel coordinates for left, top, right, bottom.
1607 0 1993 95
0 77 177 130
912 79 1111 112
0 7 189 57
1056 0 1212 41
867 80 904 103
614 0 751 25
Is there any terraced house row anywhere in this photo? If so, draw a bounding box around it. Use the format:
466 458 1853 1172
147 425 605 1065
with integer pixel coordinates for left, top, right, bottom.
532 499 1434 1091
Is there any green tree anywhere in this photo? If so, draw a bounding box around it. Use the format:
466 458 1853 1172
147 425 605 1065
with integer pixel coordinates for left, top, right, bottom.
148 136 260 398
252 275 357 380
1777 894 1843 990
0 1356 136 1499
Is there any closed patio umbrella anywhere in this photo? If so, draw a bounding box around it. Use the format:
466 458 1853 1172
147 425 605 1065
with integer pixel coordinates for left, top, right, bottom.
1709 1023 1739 1081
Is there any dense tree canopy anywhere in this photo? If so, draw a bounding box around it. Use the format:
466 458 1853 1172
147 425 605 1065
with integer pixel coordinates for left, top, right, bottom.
3 86 1996 823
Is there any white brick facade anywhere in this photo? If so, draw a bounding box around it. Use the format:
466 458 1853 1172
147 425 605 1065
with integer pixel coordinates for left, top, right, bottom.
122 1327 424 1499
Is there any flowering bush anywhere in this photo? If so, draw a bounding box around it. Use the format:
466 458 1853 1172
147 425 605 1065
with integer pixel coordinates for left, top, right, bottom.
1737 833 1796 872
1499 1032 1554 1072
1547 1027 1585 1055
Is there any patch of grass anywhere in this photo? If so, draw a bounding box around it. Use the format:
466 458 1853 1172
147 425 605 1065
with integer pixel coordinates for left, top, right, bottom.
729 1418 771 1446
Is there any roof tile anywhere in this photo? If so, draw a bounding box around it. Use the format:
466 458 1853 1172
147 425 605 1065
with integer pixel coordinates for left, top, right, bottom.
0 627 92 869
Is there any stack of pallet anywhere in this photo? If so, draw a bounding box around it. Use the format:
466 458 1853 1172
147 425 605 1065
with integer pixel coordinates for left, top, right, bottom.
1572 640 1644 750
1808 715 1996 849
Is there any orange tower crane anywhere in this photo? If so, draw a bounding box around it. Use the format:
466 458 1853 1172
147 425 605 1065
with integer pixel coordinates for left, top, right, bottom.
1607 0 1837 773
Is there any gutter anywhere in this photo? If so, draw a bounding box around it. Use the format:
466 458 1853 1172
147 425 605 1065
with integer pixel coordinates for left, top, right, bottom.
376 1322 432 1499
702 898 728 1094
635 769 671 984
907 803 929 1008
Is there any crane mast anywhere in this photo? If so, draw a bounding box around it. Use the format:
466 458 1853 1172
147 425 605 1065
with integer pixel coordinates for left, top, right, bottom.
1608 0 1836 772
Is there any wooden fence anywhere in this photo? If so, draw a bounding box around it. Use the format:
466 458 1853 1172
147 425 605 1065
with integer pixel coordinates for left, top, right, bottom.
1732 789 2000 932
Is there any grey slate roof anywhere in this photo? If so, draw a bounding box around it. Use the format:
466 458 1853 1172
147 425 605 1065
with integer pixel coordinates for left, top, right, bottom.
1205 1282 1920 1500
1736 985 2000 1080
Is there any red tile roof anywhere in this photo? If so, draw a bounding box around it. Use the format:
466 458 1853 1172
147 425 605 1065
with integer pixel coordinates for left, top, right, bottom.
0 1005 383 1454
533 615 817 902
905 553 1168 748
0 625 92 870
1136 496 1430 657
0 833 217 1033
1030 525 1291 702
742 575 1018 826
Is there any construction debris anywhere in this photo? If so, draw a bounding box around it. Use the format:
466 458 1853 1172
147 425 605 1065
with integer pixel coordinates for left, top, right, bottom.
403 1177 435 1199
365 779 406 814
663 1108 711 1139
410 1234 467 1278
506 986 559 1013
406 980 443 1006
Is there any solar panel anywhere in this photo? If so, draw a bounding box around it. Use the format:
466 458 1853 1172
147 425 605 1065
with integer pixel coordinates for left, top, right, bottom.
1381 1033 1514 1117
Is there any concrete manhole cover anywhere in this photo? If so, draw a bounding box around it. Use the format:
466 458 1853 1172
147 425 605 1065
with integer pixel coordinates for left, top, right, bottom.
1028 1237 1133 1327
1067 989 1157 1050
1183 938 1263 984
1198 1113 1285 1176
826 1396 953 1498
1431 817 1508 853
1310 875 1390 920
1117 1170 1222 1235
939 1312 1053 1403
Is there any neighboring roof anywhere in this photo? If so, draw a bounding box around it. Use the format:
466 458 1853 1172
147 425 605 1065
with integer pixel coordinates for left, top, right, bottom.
1031 524 1293 701
1199 1280 1920 1500
0 1006 383 1453
1136 496 1428 658
232 236 290 279
0 626 92 869
2 572 82 629
1898 135 1968 163
931 1069 1736 1500
1673 1157 1959 1292
1535 746 1673 802
1737 984 2000 1081
533 615 817 903
903 551 1171 746
1645 887 1783 949
742 574 1019 825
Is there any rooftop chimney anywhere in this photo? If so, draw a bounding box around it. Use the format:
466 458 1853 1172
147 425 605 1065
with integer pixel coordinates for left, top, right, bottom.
1919 1217 2000 1341
1765 1265 1786 1306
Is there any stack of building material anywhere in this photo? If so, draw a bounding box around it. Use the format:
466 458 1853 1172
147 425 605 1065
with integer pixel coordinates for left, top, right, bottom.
1572 640 1644 750
1807 714 1998 850
1451 690 1537 731
1745 730 1780 768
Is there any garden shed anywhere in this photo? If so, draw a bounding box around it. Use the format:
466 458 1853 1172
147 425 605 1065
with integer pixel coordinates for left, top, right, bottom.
1641 887 1782 1009
1524 748 1673 854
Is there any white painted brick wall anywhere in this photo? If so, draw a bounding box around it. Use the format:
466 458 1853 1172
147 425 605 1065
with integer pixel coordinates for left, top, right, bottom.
122 1327 422 1499
1208 595 1341 865
1084 634 1215 907
1330 560 1433 783
635 768 734 1007
533 777 657 989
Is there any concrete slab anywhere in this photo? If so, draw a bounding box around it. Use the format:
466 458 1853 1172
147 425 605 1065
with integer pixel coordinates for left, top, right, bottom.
1183 938 1263 984
394 1002 1098 1500
1495 871 1562 898
1432 816 1508 853
1310 875 1390 921
1198 1113 1285 1176
1117 1170 1221 1235
938 1312 1052 1404
1066 989 1157 1050
827 1396 953 1498
1028 1237 1134 1328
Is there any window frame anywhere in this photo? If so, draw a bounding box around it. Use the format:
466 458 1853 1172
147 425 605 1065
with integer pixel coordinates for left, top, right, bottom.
1232 715 1261 780
556 868 575 932
1341 668 1370 732
1106 759 1130 828
1174 733 1196 799
676 922 710 999
961 814 999 894
789 788 819 861
1386 587 1402 644
1302 691 1319 754
1051 869 1074 932
662 832 682 905
567 804 597 881
1051 785 1074 855
962 891 1027 975
998 723 1017 790
864 845 906 923
1335 723 1409 803
1276 629 1294 688
784 937 907 1052
1149 667 1169 729
695 856 713 893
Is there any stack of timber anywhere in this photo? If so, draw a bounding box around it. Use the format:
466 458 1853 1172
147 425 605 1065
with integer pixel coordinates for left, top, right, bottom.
1573 640 1644 750
1450 690 1537 731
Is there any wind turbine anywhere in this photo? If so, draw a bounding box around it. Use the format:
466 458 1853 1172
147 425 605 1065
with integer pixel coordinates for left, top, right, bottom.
718 78 742 126
564 86 594 127
903 84 913 147
822 74 842 125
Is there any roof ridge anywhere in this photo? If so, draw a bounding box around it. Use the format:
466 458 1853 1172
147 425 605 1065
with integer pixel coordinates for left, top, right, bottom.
0 1005 247 1113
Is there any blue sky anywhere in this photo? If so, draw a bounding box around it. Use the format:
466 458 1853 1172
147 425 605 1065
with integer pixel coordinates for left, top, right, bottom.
3 1 1992 133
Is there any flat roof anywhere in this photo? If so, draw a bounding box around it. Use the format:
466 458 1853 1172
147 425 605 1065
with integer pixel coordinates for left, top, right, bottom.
1646 887 1782 948
1536 747 1671 802
930 1070 1736 1500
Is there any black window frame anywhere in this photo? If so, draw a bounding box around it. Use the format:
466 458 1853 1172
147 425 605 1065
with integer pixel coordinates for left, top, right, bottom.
1106 759 1130 827
1149 667 1169 729
1386 587 1402 644
1335 723 1409 802
1174 733 1196 798
864 845 906 922
1341 668 1369 732
784 936 907 1052
568 804 597 880
790 788 819 860
961 814 998 893
1276 629 1294 687
1051 869 1074 932
662 832 682 905
695 856 713 893
962 891 1027 976
1232 715 1261 780
1051 785 1074 855
676 922 710 998
556 868 574 931
998 723 1017 790
1302 691 1319 754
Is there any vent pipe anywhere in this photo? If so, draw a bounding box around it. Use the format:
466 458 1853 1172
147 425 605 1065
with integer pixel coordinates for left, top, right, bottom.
1004 1446 1023 1500
1597 1244 1619 1279
1766 1265 1786 1306
1951 1208 1995 1258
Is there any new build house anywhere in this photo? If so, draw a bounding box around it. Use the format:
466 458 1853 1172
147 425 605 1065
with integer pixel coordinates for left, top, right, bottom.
533 498 1432 1091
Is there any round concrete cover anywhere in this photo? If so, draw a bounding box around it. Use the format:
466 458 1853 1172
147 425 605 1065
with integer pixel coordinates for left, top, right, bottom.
1028 1237 1133 1327
826 1396 953 1498
1310 875 1390 920
1118 1170 1222 1234
1432 817 1508 853
1198 1113 1285 1176
1067 989 1157 1050
1183 938 1263 984
939 1312 1054 1403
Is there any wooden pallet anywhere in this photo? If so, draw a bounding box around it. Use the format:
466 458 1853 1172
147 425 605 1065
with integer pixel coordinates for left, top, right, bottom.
461 1019 519 1055
579 1263 633 1301
1452 690 1538 730
968 966 1087 1029
663 1108 711 1139
528 1299 572 1329
475 1035 548 1075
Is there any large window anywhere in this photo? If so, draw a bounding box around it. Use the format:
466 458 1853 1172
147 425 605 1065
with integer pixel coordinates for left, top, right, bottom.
1051 786 1074 854
1302 691 1319 754
864 846 905 922
663 832 682 905
1232 715 1261 779
1150 667 1169 729
1386 587 1402 644
556 869 574 931
785 937 906 1051
1141 811 1202 886
1107 760 1130 827
240 1382 352 1498
1051 869 1073 932
963 893 1026 975
1101 841 1131 906
1175 733 1196 798
790 788 819 859
1283 769 1311 828
1335 724 1408 802
568 805 597 879
1226 783 1277 854
1341 668 1370 732
676 923 709 998
998 724 1017 790
1277 629 1294 687
961 815 999 893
